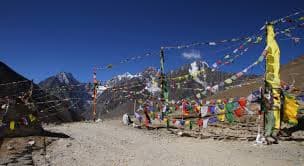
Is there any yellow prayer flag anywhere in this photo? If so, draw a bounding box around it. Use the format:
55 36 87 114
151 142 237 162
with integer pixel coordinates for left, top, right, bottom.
10 121 15 130
265 24 280 88
283 95 299 125
29 114 36 122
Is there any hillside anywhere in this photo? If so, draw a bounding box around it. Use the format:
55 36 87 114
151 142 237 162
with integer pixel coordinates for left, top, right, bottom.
39 72 91 115
208 55 304 100
0 61 82 124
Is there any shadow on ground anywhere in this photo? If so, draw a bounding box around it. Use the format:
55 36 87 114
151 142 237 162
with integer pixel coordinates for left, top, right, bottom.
0 127 70 166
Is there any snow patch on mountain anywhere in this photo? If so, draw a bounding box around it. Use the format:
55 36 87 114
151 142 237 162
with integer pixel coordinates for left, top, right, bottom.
145 76 160 95
116 72 141 81
188 61 209 88
97 85 108 95
56 72 71 84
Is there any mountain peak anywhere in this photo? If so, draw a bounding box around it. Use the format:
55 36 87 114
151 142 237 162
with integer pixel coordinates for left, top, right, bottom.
39 71 80 87
56 72 73 84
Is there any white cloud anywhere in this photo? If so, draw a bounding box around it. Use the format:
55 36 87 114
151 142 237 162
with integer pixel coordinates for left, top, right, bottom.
182 50 201 59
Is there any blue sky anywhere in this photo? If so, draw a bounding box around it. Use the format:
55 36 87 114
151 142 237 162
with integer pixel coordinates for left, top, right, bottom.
0 0 303 83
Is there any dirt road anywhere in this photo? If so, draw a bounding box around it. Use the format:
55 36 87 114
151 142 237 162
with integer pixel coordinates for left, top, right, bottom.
32 120 304 166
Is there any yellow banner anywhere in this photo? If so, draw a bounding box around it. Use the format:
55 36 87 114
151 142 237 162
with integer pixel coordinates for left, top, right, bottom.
265 25 280 88
10 121 15 130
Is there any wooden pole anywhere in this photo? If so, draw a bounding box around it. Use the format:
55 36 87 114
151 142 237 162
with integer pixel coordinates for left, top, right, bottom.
263 23 267 136
93 90 96 120
160 47 165 101
93 68 97 121
134 99 136 114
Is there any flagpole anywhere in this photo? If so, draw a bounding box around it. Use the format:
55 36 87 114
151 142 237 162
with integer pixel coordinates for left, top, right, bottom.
93 68 98 121
160 47 165 101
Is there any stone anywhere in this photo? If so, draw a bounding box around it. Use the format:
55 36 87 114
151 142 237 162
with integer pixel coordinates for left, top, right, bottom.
28 141 35 146
7 145 14 150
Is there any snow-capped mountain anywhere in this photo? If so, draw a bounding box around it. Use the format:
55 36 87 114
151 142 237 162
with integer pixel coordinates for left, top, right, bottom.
105 72 142 87
38 61 259 120
57 72 72 84
116 72 142 81
39 72 91 114
40 72 81 86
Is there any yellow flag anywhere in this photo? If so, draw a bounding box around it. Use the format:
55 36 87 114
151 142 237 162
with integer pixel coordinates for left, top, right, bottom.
283 95 299 124
266 24 281 130
29 114 37 122
265 25 280 88
10 121 15 130
216 107 225 122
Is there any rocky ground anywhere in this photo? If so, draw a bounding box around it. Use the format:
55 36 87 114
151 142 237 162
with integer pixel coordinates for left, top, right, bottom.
3 119 298 166
0 136 57 166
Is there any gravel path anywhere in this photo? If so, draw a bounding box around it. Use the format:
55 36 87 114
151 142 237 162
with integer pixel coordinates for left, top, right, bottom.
32 120 304 166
